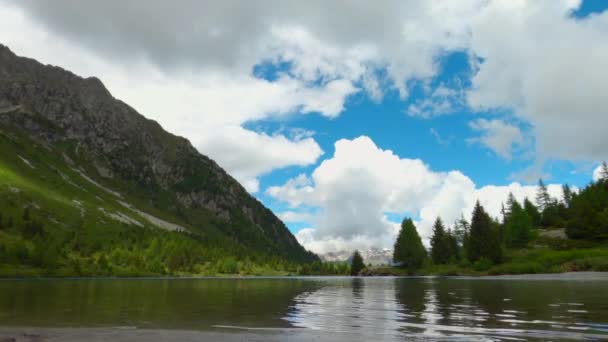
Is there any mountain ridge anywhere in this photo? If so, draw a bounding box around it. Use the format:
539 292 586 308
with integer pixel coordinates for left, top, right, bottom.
0 43 317 266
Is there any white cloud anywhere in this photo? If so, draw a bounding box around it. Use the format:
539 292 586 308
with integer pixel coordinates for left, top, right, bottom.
593 163 607 182
277 211 315 224
468 119 525 159
268 136 564 254
466 0 608 162
407 84 465 118
3 0 607 181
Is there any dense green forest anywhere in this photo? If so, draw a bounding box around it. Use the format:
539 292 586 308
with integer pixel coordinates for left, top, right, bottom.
387 163 608 276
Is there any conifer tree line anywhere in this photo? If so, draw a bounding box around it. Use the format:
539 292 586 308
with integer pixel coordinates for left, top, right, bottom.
392 162 608 271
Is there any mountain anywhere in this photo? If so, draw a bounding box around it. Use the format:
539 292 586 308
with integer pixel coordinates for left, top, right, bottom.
321 247 393 266
0 44 317 276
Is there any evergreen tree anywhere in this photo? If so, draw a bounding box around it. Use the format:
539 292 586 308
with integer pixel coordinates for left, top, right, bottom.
565 179 608 239
393 218 426 270
600 161 608 182
467 201 502 264
562 184 573 208
504 199 533 248
489 219 504 263
445 228 460 263
504 193 517 222
523 198 541 227
536 179 552 212
453 215 470 259
453 216 469 246
350 250 365 276
430 217 450 264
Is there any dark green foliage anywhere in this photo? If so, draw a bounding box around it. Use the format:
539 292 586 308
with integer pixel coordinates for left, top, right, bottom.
385 171 608 276
350 250 365 276
467 202 502 264
600 161 608 181
504 199 533 248
430 217 453 265
393 218 426 270
534 179 569 228
536 179 552 212
445 229 460 263
22 220 44 239
22 207 30 221
566 179 608 239
452 215 469 258
523 198 541 227
562 184 573 208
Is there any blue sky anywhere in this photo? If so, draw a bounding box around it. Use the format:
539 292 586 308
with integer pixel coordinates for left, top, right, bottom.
2 0 607 253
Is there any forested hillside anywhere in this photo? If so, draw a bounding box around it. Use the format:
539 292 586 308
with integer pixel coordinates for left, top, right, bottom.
388 166 608 276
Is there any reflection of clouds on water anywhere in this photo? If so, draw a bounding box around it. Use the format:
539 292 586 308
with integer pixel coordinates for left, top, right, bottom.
283 278 403 337
281 277 608 341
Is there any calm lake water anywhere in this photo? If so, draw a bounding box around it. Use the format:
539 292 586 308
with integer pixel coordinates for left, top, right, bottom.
1 274 608 341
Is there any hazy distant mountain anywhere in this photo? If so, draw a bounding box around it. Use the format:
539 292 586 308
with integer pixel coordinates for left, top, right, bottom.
321 247 393 265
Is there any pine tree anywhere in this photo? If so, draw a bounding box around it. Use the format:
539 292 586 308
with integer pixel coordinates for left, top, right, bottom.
467 201 502 264
505 199 533 248
350 250 365 276
562 184 573 207
430 217 450 264
536 179 552 212
445 228 460 263
453 215 469 246
453 215 470 260
523 197 541 227
393 218 426 270
600 161 608 181
505 193 516 219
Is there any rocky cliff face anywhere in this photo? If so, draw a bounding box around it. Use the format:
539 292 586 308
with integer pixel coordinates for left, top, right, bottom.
0 44 316 262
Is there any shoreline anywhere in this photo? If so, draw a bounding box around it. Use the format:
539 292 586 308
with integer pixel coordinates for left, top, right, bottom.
0 271 608 281
0 326 348 342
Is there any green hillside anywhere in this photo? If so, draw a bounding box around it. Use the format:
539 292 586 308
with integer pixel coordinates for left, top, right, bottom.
0 112 315 277
0 44 324 277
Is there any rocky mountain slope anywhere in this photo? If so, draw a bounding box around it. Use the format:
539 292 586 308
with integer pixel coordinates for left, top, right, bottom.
0 43 317 273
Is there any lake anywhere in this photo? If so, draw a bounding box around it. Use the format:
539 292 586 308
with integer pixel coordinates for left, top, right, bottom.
1 273 608 341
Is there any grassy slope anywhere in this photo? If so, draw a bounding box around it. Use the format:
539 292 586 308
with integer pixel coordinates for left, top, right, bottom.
0 121 309 277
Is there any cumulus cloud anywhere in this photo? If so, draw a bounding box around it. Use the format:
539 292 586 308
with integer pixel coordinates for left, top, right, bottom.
465 0 608 162
593 163 607 182
3 0 607 184
468 119 525 159
268 136 564 253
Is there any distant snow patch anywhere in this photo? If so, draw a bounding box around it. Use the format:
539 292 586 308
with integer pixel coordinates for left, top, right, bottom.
72 199 86 217
118 200 186 232
17 155 35 169
98 207 143 227
72 167 123 198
